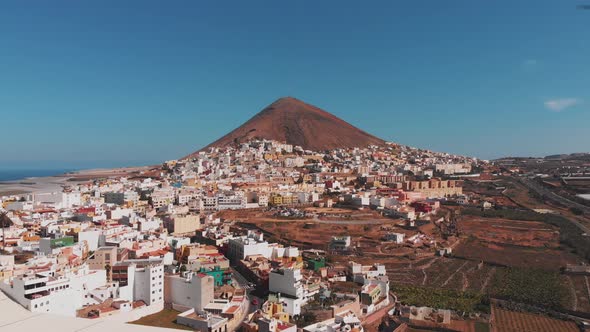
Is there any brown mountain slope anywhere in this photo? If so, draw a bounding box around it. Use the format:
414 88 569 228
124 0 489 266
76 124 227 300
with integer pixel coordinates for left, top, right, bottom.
191 97 385 155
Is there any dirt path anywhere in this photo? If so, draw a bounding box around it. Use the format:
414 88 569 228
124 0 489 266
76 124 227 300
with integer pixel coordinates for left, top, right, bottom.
416 257 438 269
480 267 496 293
441 261 469 287
311 215 389 225
566 276 578 312
461 271 469 292
417 257 438 285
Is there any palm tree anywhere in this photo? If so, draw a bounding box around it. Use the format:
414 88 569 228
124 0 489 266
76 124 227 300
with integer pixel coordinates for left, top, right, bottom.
0 211 14 253
105 264 112 282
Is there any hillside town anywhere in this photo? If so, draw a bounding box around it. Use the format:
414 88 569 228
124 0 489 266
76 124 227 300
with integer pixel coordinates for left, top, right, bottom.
0 139 493 331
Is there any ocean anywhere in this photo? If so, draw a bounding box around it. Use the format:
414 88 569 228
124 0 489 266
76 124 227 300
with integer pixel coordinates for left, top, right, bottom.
0 169 74 182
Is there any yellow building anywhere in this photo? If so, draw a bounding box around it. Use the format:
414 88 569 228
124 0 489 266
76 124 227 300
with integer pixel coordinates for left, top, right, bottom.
269 194 283 206
0 269 13 281
402 178 463 197
263 301 290 322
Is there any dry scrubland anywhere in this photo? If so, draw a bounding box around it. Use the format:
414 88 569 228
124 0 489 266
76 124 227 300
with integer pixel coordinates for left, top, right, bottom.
230 203 590 315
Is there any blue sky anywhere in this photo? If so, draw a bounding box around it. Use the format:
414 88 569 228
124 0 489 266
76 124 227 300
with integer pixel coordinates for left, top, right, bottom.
1 1 588 169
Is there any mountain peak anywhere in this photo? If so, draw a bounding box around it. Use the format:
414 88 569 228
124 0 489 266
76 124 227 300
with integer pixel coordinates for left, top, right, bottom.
188 97 385 156
266 96 320 111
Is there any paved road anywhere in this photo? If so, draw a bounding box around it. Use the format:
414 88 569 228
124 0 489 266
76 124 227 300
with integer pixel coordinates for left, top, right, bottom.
311 216 389 225
231 268 262 313
362 295 395 326
227 269 258 332
522 178 590 213
519 178 590 234
232 268 250 287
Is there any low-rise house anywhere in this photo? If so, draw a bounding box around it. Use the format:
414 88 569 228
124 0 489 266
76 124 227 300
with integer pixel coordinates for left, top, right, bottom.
329 236 352 252
302 310 364 332
384 233 404 244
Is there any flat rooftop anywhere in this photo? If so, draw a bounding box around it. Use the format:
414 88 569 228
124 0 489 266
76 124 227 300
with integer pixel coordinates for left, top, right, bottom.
0 290 177 332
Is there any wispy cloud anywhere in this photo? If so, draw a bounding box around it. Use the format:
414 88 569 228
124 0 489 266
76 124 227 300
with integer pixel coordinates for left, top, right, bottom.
522 59 539 72
544 98 582 112
523 59 537 67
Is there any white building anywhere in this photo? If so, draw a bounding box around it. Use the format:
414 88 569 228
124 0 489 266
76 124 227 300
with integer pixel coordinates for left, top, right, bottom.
151 190 175 209
78 229 101 251
349 262 387 284
384 233 404 244
0 264 107 316
164 271 214 312
111 260 165 306
107 207 133 220
268 268 315 316
216 192 246 210
33 191 81 209
349 262 389 315
330 236 351 251
228 231 299 262
435 163 471 175
303 310 364 332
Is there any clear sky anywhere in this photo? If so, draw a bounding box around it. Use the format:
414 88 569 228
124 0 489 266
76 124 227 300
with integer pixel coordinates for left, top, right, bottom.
1 1 588 169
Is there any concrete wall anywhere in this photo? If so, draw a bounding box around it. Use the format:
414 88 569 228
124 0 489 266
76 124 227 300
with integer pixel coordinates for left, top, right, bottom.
79 230 101 251
164 273 214 311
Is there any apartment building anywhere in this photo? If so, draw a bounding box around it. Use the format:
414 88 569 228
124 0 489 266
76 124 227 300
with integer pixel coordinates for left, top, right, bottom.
0 264 107 316
402 179 463 198
268 268 317 316
88 246 118 271
164 213 201 235
111 259 165 306
164 271 215 312
217 192 246 210
228 231 299 262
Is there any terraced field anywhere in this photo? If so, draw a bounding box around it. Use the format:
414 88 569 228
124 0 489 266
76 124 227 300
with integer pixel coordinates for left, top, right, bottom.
491 306 579 332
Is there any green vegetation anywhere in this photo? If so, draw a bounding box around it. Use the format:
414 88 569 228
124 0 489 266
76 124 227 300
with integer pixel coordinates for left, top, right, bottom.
462 207 590 260
129 309 192 331
474 322 491 332
393 285 488 313
292 311 317 326
491 268 569 310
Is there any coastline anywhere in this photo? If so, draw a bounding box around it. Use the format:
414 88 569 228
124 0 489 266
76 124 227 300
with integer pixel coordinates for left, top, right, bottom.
0 166 154 196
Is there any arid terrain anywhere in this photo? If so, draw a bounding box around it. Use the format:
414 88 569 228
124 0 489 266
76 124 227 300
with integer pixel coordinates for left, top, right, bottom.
191 97 386 155
222 178 590 317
